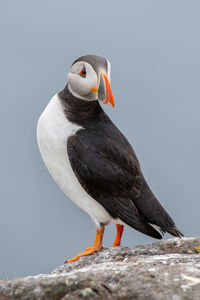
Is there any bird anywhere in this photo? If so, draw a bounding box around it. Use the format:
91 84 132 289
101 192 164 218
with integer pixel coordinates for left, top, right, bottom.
37 54 183 263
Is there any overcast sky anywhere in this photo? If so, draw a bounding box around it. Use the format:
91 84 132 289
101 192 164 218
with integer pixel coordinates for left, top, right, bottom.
1 0 200 279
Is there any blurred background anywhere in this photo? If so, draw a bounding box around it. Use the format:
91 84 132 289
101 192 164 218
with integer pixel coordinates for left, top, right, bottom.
0 0 199 279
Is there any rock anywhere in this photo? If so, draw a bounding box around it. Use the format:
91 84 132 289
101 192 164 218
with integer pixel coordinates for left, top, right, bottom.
0 237 200 299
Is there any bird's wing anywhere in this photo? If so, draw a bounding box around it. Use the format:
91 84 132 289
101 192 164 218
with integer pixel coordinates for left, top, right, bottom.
67 128 162 239
132 178 184 237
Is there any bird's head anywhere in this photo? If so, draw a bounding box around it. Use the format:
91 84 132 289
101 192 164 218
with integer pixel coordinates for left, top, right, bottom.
67 55 114 107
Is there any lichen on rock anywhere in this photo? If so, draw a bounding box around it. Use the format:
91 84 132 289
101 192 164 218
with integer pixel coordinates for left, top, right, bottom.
0 237 200 299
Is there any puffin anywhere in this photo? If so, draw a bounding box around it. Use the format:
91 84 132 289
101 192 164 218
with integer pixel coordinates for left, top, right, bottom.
37 55 183 263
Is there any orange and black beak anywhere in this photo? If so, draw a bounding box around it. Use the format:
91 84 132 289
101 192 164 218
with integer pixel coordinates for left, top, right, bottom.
91 73 114 107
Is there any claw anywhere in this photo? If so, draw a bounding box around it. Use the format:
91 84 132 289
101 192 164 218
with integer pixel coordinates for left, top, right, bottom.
65 226 104 263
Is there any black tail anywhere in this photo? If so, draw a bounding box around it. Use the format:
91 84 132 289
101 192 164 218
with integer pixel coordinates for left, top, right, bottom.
166 226 184 238
116 197 163 239
132 176 184 238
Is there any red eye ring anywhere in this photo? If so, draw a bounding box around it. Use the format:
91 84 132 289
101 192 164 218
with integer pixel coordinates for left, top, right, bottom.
80 66 87 78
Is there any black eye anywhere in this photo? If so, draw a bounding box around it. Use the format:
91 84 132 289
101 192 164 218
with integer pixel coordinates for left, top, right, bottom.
80 66 87 78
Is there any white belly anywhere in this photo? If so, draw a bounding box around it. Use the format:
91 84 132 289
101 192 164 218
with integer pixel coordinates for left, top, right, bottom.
36 94 112 227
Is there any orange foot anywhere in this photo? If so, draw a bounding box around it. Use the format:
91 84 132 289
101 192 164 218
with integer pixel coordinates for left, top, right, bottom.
66 226 104 263
112 224 124 247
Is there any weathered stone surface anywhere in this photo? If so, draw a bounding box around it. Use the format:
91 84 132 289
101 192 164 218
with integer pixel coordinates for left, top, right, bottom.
0 237 200 299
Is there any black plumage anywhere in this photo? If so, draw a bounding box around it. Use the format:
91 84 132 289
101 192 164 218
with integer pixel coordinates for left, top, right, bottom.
59 87 183 239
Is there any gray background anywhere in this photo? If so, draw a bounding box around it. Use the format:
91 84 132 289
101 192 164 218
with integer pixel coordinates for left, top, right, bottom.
0 0 199 279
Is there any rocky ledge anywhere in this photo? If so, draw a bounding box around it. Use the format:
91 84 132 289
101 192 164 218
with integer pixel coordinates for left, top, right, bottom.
0 237 200 300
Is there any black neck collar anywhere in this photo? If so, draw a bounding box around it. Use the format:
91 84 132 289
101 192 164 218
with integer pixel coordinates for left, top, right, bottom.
58 85 107 128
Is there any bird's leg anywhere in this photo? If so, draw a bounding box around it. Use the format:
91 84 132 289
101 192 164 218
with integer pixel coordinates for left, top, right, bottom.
66 226 105 263
112 224 124 247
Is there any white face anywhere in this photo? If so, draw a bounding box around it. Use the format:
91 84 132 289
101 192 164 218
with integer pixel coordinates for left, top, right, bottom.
67 61 98 101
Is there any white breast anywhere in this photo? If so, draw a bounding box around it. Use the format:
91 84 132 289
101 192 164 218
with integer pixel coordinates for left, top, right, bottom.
36 94 112 227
